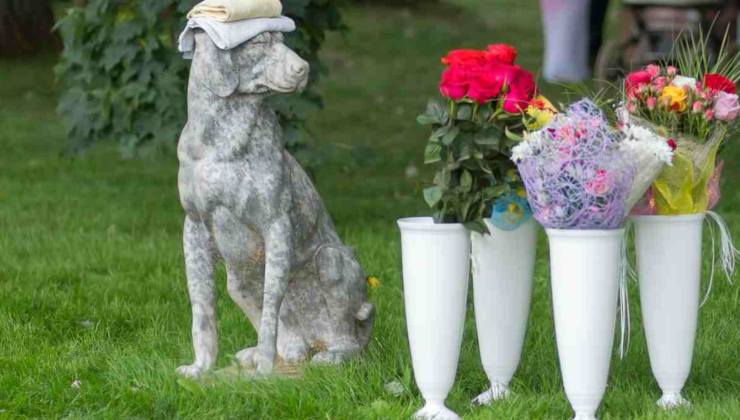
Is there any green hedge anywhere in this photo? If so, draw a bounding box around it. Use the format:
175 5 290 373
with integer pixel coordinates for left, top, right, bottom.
55 0 343 162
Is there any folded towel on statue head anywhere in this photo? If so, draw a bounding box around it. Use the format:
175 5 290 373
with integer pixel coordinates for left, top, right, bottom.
177 16 295 59
187 0 282 22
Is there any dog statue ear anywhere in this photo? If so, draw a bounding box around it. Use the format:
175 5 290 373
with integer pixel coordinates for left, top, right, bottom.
192 32 239 98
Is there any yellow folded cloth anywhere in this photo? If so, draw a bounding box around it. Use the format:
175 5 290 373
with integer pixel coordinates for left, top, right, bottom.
187 0 282 22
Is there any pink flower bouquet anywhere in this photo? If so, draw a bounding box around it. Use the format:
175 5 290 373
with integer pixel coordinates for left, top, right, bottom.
621 58 739 215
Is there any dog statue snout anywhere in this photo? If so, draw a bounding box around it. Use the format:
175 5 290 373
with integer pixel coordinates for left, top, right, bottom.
290 60 308 77
262 42 309 94
285 52 309 92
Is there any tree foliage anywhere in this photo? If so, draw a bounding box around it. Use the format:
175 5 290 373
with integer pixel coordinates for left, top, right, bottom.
55 0 344 160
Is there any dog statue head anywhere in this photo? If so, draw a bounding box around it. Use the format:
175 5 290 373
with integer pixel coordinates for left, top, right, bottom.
191 31 309 98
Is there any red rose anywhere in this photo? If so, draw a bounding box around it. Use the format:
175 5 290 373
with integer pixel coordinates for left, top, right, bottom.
441 49 487 66
667 138 677 151
468 69 504 104
509 68 535 95
503 91 530 113
625 70 652 97
439 65 471 100
481 62 518 88
486 44 517 64
502 68 536 112
703 73 736 94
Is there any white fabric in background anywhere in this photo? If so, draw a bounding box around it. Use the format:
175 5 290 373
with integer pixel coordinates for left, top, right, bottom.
177 16 295 59
540 0 590 82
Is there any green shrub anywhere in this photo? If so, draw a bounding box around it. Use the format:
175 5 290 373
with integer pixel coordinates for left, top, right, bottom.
55 0 344 161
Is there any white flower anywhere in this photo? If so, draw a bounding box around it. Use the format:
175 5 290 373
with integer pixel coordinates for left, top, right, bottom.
510 142 531 163
622 124 674 165
512 130 547 162
671 75 697 91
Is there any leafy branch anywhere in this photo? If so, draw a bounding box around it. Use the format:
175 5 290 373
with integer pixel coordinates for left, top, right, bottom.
418 98 524 233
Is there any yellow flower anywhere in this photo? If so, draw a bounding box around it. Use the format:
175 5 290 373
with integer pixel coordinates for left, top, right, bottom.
525 95 556 130
507 202 522 215
659 86 688 112
516 187 527 198
534 95 557 112
367 276 381 288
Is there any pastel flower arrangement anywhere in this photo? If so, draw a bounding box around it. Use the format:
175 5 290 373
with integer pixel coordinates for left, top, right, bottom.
512 99 671 229
419 43 555 232
621 38 740 215
624 64 739 139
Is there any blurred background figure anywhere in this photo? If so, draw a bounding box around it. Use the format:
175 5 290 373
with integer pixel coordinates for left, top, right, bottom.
592 0 736 88
542 0 737 85
540 0 591 82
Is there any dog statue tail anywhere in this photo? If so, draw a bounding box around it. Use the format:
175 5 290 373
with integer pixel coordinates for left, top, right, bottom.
355 301 375 348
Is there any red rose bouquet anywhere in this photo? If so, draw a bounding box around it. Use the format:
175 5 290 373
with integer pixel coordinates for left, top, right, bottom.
418 44 554 232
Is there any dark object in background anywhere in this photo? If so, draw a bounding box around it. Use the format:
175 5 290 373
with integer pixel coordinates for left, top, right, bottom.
0 0 59 56
590 0 611 66
593 0 731 90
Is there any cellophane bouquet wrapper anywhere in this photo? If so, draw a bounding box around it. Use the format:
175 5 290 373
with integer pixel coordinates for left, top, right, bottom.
513 100 637 230
624 116 721 215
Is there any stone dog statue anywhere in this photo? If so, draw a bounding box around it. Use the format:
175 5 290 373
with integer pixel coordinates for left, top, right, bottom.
176 30 374 377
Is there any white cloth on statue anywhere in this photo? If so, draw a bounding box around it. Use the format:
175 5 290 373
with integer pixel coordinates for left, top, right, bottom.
187 0 282 22
539 0 590 82
177 16 295 59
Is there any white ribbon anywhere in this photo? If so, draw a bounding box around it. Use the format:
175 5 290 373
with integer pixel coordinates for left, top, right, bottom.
617 222 633 359
701 211 739 306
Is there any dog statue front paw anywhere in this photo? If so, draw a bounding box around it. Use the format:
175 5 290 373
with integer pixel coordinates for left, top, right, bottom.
176 363 210 378
236 346 275 374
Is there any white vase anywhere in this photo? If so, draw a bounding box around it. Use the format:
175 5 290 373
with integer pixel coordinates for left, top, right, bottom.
546 228 624 420
632 213 705 409
470 219 538 405
398 217 471 420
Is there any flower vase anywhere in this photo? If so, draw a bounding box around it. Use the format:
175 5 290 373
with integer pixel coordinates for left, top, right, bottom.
546 228 624 420
632 214 705 409
398 217 471 420
470 218 538 405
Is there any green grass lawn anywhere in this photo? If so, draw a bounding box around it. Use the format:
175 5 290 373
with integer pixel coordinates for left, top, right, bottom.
1 1 739 418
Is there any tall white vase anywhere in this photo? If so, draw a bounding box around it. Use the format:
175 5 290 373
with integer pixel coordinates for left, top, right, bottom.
547 228 624 420
632 214 705 409
470 219 538 405
398 217 471 420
